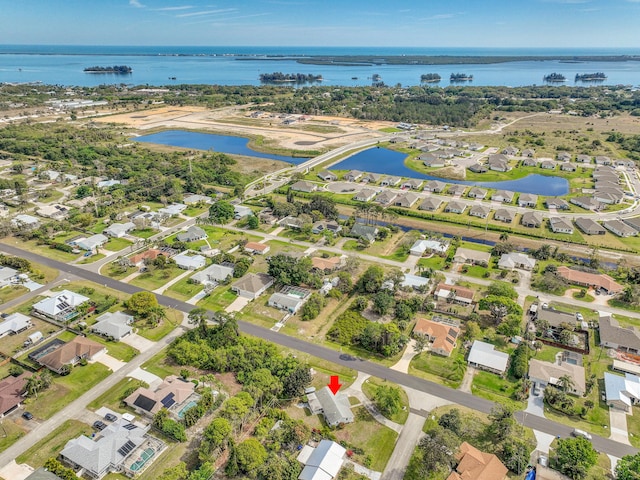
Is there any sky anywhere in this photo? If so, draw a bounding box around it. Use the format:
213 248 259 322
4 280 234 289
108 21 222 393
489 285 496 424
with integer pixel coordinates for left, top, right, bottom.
2 0 640 48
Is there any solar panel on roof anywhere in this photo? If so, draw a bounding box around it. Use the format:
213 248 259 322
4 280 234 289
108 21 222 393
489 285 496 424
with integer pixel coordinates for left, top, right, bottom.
160 393 175 408
133 395 156 412
446 337 455 345
117 440 136 457
123 423 137 430
448 328 458 338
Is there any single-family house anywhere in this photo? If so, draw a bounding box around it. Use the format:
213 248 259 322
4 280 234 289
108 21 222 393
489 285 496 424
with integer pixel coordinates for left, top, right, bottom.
183 193 213 205
0 312 31 338
487 154 511 172
419 197 443 211
521 158 538 167
32 290 90 322
268 286 311 313
540 160 556 170
34 336 105 374
423 180 447 193
394 192 420 208
521 211 543 228
279 216 305 230
561 162 576 172
350 223 378 244
467 187 487 199
306 387 354 427
545 198 570 210
498 252 536 270
311 221 342 235
317 170 337 182
0 266 18 289
104 222 136 238
469 204 491 219
353 188 377 202
594 187 624 205
623 216 640 232
344 170 363 182
0 372 30 417
173 252 206 270
447 184 466 196
536 307 577 329
435 283 475 305
556 266 623 294
595 155 612 165
518 193 538 208
91 311 133 341
598 315 640 355
234 205 253 219
467 340 509 375
297 440 345 480
531 356 587 396
124 375 199 418
374 190 397 205
502 146 519 156
97 179 121 189
574 217 605 235
176 226 207 243
231 273 274 300
492 190 514 203
447 442 508 480
604 372 640 412
36 204 70 220
401 179 423 190
468 163 488 173
549 217 574 234
290 181 318 193
60 418 163 479
557 152 572 162
361 173 383 184
312 256 343 272
11 214 40 229
128 248 169 267
158 203 187 217
190 263 234 285
421 154 445 168
602 219 637 237
445 201 467 214
400 274 430 290
76 234 108 252
380 176 401 187
453 247 490 266
413 318 460 357
493 208 514 223
522 148 535 158
410 239 449 256
576 154 592 164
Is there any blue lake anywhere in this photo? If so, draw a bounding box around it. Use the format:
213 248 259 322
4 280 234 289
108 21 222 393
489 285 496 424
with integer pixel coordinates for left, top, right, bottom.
330 147 569 196
134 130 308 164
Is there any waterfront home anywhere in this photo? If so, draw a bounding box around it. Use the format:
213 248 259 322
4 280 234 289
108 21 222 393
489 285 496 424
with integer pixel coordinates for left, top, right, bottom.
469 204 491 219
467 187 487 199
410 239 449 256
518 193 538 208
394 192 420 208
361 173 383 184
498 252 536 270
468 163 488 173
350 223 378 244
290 180 317 193
522 148 535 158
556 266 622 294
311 221 342 235
549 217 574 234
380 176 401 187
317 170 337 182
353 188 377 202
561 162 576 172
571 196 600 210
502 146 519 156
521 211 543 228
413 318 460 357
603 219 637 237
576 154 592 163
493 208 514 223
344 170 363 182
545 198 569 210
468 340 509 375
444 201 466 214
374 190 397 205
420 154 445 168
574 217 605 235
594 187 624 204
447 184 466 196
453 247 490 266
419 197 443 211
423 180 447 193
521 158 537 167
491 190 514 203
487 154 510 172
231 273 274 300
401 179 423 190
539 160 556 170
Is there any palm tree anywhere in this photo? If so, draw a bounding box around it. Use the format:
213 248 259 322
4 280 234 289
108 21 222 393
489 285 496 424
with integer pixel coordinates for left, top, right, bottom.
499 232 509 242
557 374 575 393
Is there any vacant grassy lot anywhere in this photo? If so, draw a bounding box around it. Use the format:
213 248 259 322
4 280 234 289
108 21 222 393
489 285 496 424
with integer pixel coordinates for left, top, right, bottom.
409 348 466 389
136 308 181 341
16 419 92 468
0 285 28 304
164 273 202 302
0 237 78 263
104 237 133 252
129 265 184 290
141 351 184 379
196 286 237 312
102 262 138 280
471 370 525 410
87 377 141 412
0 419 27 454
361 376 409 424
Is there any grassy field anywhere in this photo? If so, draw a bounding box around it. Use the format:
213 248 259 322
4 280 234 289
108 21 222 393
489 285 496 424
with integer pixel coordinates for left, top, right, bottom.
361 376 409 424
104 237 133 252
136 308 181 341
0 285 29 304
409 348 466 389
141 351 185 379
471 371 526 410
196 286 237 312
164 273 202 302
1 237 78 263
16 419 92 468
0 419 27 454
101 262 138 280
87 377 142 412
130 228 158 239
129 265 184 290
87 333 139 362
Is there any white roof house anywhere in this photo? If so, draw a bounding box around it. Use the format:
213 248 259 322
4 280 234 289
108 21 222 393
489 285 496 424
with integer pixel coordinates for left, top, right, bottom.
307 387 354 427
103 222 135 238
410 239 448 256
604 372 640 412
11 214 40 229
173 252 206 270
297 440 346 480
158 203 187 217
0 312 31 338
190 263 234 285
234 205 253 219
400 274 430 290
468 340 509 374
91 311 133 341
0 265 18 288
183 194 213 205
97 179 121 189
498 252 536 270
76 234 108 251
32 290 90 321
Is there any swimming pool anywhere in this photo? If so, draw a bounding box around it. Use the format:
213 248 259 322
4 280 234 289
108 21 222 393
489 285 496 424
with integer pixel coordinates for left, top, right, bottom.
177 400 198 419
129 448 155 472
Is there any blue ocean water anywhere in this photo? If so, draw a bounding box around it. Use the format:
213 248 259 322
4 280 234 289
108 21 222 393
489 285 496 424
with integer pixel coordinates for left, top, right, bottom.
1 45 639 87
330 148 569 196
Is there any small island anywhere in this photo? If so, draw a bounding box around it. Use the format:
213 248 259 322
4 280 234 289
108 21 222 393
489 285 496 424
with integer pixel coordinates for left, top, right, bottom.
421 73 442 83
258 72 323 83
450 73 473 81
372 73 382 81
543 72 566 82
84 65 132 74
575 72 607 81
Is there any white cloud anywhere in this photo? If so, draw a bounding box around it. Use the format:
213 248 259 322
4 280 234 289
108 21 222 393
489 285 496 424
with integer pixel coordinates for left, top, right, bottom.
421 13 456 20
129 0 145 8
176 8 237 18
156 6 194 11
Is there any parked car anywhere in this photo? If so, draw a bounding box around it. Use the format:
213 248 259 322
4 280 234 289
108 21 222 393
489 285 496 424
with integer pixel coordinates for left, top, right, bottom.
104 413 117 422
93 420 107 431
576 313 584 321
22 411 33 420
84 252 92 257
572 429 592 440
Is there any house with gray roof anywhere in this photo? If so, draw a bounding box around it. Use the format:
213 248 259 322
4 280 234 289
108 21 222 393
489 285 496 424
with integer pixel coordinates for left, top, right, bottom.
468 163 488 173
420 154 445 168
521 157 537 167
0 312 31 338
522 148 535 158
561 162 576 172
545 198 569 210
447 184 466 196
343 170 363 182
599 315 640 355
445 201 466 214
401 179 423 190
468 340 509 374
576 154 592 163
374 190 397 205
380 176 401 187
103 222 136 238
549 217 574 234
492 190 514 203
594 187 624 205
317 170 337 182
595 155 612 165
191 263 234 286
536 307 576 329
11 214 40 230
518 193 538 208
488 154 511 172
361 173 382 184
91 311 133 341
493 208 514 223
176 226 207 243
307 386 354 427
521 211 543 228
453 247 490 266
353 188 377 202
231 273 274 300
502 146 519 156
423 180 447 193
268 287 311 313
173 252 206 270
158 203 187 217
349 223 378 244
540 160 556 170
575 217 605 235
602 219 637 237
467 187 487 199
622 216 640 232
419 197 443 211
571 196 601 211
290 181 318 193
498 252 536 270
394 192 420 208
33 290 90 322
557 152 572 161
76 234 108 252
183 193 213 205
469 204 491 219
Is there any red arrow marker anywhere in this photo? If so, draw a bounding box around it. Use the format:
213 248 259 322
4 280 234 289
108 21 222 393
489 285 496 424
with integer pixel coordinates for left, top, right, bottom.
328 375 342 395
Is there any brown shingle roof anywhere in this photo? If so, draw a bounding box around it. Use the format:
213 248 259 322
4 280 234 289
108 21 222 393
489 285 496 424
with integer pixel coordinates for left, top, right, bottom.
413 319 459 355
556 266 622 293
130 248 168 265
447 442 508 480
599 316 640 351
312 256 342 271
38 336 105 373
0 372 30 415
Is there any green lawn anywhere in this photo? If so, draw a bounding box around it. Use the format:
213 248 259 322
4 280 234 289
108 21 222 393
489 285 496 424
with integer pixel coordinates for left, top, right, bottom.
104 237 133 252
0 285 29 304
129 266 184 290
0 419 26 454
460 264 491 279
87 377 141 412
24 363 111 420
136 308 181 341
471 371 526 410
16 420 92 468
196 287 237 312
409 349 466 389
361 376 409 424
627 405 640 448
130 228 158 239
417 255 446 271
164 274 203 302
87 334 139 362
78 253 106 264
102 262 138 280
1 237 78 263
141 351 183 379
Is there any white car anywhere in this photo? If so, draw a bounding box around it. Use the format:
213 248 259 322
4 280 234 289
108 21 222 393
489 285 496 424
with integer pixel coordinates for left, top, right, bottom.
576 313 584 321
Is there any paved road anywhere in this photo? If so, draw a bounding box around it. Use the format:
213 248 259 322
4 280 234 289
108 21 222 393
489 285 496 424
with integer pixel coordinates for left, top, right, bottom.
0 243 636 459
381 413 425 480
